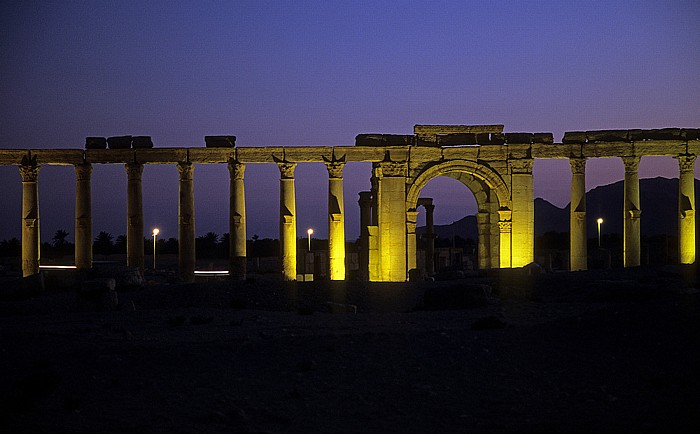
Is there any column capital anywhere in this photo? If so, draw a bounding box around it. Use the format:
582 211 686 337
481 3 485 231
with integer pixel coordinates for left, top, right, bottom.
125 162 144 180
358 191 372 205
569 157 586 174
277 162 297 179
177 161 194 180
509 158 534 174
677 154 697 173
373 161 407 178
499 221 512 233
75 163 92 181
325 161 345 179
19 163 40 182
621 156 640 174
228 161 245 179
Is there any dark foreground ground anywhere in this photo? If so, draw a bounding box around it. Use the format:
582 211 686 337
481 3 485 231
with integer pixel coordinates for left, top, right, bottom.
1 266 699 433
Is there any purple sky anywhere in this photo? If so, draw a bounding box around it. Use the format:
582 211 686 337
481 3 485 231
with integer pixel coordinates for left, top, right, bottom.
1 0 699 243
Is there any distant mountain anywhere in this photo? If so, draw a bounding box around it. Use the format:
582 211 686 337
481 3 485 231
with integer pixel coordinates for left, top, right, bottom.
418 177 694 239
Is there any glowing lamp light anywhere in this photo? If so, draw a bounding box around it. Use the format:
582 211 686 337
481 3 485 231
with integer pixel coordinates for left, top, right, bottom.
152 228 160 270
597 218 604 247
307 228 314 251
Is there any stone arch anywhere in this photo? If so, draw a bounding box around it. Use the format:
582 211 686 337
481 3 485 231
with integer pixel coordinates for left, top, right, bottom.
406 160 511 269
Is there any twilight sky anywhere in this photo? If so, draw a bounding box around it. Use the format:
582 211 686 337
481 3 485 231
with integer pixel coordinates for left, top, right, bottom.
1 0 699 243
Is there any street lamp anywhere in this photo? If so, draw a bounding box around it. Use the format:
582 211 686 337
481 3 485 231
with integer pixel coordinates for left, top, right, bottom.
596 218 603 247
152 228 160 270
307 228 314 251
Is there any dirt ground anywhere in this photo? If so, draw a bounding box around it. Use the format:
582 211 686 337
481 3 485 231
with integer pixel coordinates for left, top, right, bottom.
1 266 699 433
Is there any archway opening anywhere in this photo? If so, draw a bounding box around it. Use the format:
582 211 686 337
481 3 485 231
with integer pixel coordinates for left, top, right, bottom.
415 176 478 275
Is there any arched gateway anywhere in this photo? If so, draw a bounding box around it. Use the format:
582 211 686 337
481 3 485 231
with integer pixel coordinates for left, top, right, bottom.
1 125 698 282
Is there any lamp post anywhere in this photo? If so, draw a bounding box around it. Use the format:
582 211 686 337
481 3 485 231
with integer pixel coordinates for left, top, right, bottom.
596 218 603 247
152 228 159 270
307 228 313 251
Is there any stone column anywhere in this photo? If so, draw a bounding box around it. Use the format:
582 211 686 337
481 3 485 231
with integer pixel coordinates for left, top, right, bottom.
476 211 490 269
622 156 641 267
19 160 40 277
677 154 696 264
370 173 379 226
326 162 346 280
177 162 195 282
510 159 535 267
74 163 93 270
424 202 435 275
569 158 587 271
358 191 372 281
406 211 418 275
278 163 297 281
498 209 512 268
374 161 407 281
125 163 144 271
228 161 247 279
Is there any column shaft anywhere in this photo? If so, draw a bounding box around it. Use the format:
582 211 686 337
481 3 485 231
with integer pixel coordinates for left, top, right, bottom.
375 161 407 281
678 155 696 264
75 163 93 269
569 158 587 271
125 163 144 271
229 161 247 279
178 162 195 281
326 162 345 280
622 157 641 267
358 191 372 281
510 159 535 267
20 162 40 277
406 211 418 275
278 163 297 281
425 203 435 275
476 211 490 269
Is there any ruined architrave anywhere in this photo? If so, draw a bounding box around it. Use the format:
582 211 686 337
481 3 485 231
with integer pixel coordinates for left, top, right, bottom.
2 125 698 282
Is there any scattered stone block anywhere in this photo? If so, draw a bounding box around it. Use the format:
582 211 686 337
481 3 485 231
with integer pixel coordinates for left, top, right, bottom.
355 134 414 146
504 133 533 144
85 137 107 149
562 131 587 143
204 135 236 147
78 278 118 310
533 133 554 144
107 136 132 149
131 136 153 148
640 128 682 141
326 302 358 314
437 133 477 146
586 130 630 142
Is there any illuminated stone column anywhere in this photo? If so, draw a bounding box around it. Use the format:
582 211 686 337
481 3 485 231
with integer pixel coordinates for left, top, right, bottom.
228 161 247 280
374 160 407 281
476 211 490 269
370 173 378 226
125 163 144 271
406 211 418 275
510 159 534 267
498 209 512 268
622 156 641 267
177 162 195 282
326 162 346 280
278 162 297 281
677 154 696 264
74 163 93 270
358 191 372 281
569 158 587 271
19 160 40 277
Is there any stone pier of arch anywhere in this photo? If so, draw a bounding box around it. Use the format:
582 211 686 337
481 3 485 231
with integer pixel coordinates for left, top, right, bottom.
2 125 698 282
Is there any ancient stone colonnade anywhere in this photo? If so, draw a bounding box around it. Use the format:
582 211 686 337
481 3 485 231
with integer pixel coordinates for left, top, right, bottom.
1 125 698 282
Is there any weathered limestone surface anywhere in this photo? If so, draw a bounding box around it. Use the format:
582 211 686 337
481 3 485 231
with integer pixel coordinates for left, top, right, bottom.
622 157 641 267
229 161 247 280
125 163 144 271
20 159 40 277
178 162 195 282
569 158 587 271
278 162 297 281
74 163 92 270
3 126 699 282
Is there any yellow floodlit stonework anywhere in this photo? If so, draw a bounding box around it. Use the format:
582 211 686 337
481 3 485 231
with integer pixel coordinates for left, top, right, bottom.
1 126 698 281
